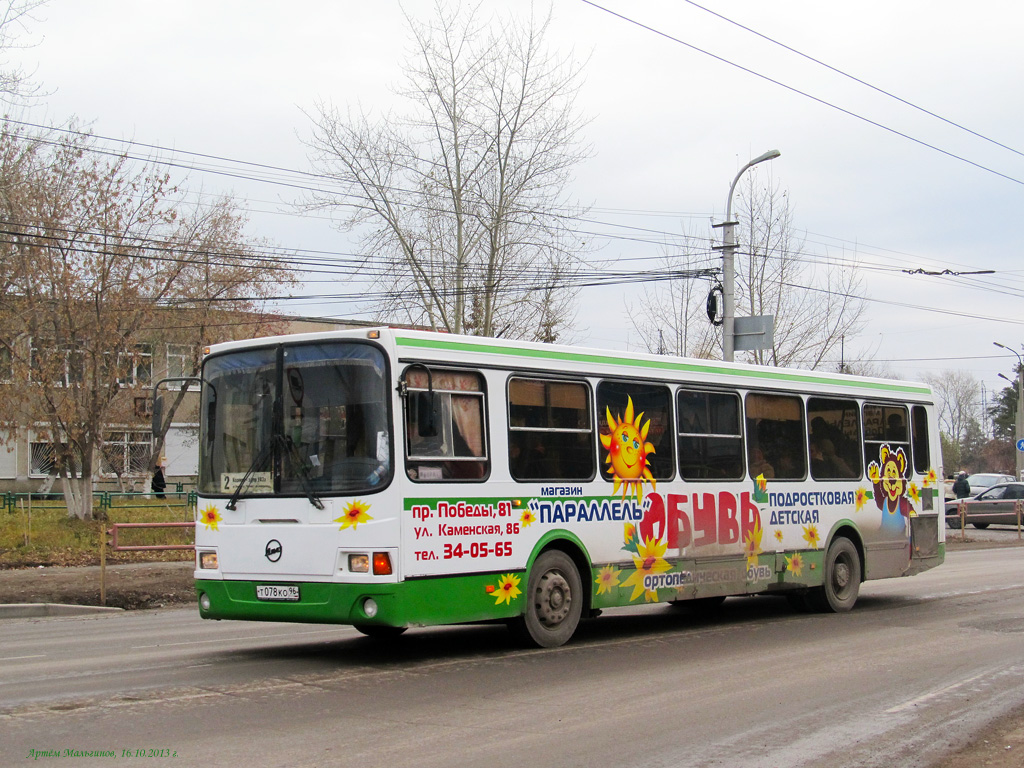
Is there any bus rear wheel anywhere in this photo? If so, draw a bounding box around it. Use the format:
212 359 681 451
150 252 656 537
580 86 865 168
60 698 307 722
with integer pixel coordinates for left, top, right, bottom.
807 536 861 612
509 550 583 648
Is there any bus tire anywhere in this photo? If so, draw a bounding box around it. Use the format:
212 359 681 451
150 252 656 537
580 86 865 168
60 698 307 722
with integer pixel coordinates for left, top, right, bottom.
807 536 861 613
354 625 407 640
509 550 583 648
973 523 990 530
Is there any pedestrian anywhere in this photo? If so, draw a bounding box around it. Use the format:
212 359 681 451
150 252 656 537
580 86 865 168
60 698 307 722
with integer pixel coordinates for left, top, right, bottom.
952 470 970 499
151 461 167 500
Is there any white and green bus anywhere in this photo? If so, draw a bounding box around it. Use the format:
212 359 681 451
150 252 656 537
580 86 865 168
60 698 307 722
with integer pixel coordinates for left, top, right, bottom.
191 328 944 647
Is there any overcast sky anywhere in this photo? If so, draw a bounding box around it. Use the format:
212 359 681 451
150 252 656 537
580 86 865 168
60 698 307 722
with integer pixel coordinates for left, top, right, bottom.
17 0 1024 414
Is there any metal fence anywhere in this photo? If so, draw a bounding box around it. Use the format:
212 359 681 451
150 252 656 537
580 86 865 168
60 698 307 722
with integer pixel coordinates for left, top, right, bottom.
2 487 197 514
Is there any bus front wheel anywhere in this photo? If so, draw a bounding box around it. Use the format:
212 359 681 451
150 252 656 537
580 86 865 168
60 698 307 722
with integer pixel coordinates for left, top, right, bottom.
509 550 583 648
807 536 861 613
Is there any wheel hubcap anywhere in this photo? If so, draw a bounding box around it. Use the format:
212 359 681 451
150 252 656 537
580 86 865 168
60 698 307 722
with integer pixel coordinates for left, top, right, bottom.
834 558 850 592
536 571 571 628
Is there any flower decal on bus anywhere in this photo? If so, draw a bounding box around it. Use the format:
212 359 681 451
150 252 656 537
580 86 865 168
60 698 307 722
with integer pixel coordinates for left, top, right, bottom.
600 395 656 503
743 518 763 568
519 509 537 528
802 524 820 549
335 500 373 530
595 565 622 595
492 573 521 605
621 536 670 602
199 505 222 531
752 473 769 504
786 552 804 578
855 487 870 511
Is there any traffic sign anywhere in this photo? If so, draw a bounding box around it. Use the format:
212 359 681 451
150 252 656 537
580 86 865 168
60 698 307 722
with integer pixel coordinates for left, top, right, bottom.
1017 438 1024 452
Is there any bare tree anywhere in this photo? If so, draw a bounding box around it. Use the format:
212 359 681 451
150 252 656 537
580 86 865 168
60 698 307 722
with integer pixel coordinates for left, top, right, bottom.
925 369 982 471
0 123 292 519
630 228 720 358
304 1 591 341
0 0 47 103
630 176 864 369
733 174 865 369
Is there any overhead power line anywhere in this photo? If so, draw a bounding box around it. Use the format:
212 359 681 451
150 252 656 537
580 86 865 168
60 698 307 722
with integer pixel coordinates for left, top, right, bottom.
579 0 1024 186
680 0 1024 161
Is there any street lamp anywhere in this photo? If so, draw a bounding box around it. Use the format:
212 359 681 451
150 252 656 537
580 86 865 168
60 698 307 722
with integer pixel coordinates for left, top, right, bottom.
993 341 1024 481
721 149 780 362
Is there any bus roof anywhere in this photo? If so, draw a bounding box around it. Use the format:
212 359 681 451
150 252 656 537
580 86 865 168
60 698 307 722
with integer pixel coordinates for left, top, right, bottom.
206 327 933 401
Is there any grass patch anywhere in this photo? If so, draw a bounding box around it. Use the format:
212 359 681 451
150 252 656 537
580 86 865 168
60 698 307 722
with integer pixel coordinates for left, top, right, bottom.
1 494 195 568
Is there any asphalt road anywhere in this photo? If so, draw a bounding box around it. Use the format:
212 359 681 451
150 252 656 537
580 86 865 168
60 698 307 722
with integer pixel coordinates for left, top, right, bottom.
3 547 1024 768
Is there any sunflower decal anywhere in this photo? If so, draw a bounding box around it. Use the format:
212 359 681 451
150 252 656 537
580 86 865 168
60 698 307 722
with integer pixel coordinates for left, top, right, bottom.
520 509 537 528
786 552 804 578
335 500 372 530
621 536 670 602
492 573 521 605
855 487 870 512
199 505 222 531
802 524 820 549
595 565 622 595
600 395 656 503
744 517 763 568
908 482 921 506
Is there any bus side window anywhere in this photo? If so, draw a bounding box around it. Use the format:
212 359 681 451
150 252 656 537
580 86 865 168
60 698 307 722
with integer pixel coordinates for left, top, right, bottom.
807 397 862 480
404 368 489 482
508 378 594 481
863 403 911 478
911 405 930 474
745 393 806 481
676 389 743 480
596 381 675 482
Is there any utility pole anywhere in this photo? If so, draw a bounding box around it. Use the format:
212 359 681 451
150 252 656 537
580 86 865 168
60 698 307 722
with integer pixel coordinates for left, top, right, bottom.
717 150 780 362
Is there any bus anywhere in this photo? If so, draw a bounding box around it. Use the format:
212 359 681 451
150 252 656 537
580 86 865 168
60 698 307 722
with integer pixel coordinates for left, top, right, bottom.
189 327 944 647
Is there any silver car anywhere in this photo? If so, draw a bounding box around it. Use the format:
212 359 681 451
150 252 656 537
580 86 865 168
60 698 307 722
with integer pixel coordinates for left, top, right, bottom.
946 482 1024 529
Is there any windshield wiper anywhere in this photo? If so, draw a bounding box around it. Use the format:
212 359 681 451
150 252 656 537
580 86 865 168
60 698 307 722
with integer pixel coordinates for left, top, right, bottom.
224 438 275 511
279 435 325 510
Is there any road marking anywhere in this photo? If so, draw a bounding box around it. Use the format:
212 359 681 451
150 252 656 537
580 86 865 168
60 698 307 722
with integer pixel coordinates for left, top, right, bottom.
0 654 46 661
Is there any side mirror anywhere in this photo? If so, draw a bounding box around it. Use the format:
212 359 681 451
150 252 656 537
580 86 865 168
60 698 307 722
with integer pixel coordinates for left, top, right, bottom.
415 391 440 438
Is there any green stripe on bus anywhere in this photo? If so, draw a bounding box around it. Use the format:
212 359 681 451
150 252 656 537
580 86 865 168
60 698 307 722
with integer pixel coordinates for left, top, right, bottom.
395 336 931 395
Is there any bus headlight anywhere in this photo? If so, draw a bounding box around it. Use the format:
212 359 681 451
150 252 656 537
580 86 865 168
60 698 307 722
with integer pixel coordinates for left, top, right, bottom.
198 551 218 570
348 554 370 573
199 592 211 611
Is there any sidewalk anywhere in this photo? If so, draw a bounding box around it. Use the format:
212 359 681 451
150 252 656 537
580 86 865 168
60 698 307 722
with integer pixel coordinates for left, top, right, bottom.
0 560 195 617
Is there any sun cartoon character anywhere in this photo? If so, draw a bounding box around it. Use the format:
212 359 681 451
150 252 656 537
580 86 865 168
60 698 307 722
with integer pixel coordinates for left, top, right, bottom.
600 395 656 502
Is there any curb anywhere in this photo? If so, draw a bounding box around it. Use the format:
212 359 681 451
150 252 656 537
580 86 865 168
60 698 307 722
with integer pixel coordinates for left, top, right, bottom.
0 603 125 619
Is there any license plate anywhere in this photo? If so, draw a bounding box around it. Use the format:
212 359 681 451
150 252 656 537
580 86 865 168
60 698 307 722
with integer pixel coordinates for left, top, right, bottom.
256 585 300 602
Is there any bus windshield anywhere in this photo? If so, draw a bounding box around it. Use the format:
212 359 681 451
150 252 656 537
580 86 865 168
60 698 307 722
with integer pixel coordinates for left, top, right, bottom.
198 341 391 497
